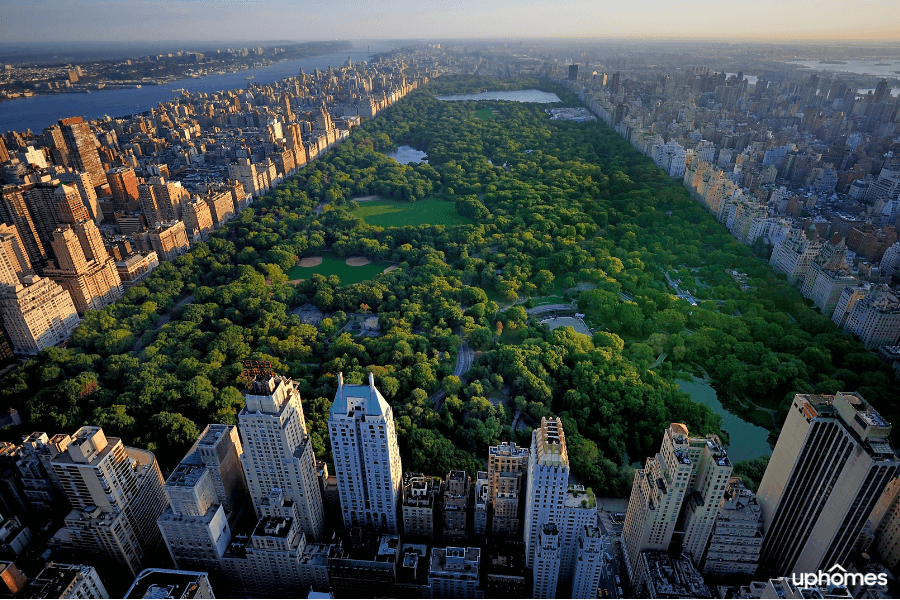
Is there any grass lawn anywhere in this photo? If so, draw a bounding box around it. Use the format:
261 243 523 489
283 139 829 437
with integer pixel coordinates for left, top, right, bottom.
529 295 566 306
473 108 497 120
352 197 474 228
287 254 390 285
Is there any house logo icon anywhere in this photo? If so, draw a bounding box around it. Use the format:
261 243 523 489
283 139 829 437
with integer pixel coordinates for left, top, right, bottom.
791 562 887 587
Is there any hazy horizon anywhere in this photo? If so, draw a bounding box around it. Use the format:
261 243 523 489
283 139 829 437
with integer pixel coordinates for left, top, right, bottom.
3 0 899 45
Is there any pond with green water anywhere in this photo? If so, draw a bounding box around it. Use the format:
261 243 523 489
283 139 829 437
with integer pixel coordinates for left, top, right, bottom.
677 377 772 463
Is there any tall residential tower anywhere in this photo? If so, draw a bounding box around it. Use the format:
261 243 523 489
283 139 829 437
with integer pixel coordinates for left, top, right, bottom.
328 372 403 533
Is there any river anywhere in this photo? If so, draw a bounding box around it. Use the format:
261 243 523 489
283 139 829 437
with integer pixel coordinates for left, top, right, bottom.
677 377 772 464
1 43 395 134
788 58 900 79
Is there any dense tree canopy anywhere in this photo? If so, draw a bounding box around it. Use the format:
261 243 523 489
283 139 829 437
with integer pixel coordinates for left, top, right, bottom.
1 76 895 493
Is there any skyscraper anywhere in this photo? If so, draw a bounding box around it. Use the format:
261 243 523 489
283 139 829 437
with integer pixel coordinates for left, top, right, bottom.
329 372 403 533
157 425 248 578
44 221 123 315
622 423 732 582
239 374 325 542
487 441 529 538
107 167 140 212
757 392 898 576
48 427 168 579
0 226 79 355
58 117 107 189
524 417 569 572
570 526 607 600
868 477 900 570
533 523 562 598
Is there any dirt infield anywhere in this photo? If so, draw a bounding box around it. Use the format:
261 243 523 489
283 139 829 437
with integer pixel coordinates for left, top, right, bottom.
346 256 372 266
383 265 399 274
298 256 323 267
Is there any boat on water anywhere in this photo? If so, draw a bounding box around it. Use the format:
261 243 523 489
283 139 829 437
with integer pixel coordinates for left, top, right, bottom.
135 85 141 88
245 76 254 80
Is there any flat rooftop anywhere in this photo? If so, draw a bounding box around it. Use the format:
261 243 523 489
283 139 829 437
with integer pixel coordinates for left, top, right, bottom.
124 569 209 599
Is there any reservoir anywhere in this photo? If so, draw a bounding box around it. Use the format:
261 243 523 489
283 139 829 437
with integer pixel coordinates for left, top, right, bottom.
676 377 772 464
0 44 393 133
386 145 428 164
435 89 561 103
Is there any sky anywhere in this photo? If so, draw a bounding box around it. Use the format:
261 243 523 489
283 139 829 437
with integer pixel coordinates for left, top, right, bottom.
2 0 899 43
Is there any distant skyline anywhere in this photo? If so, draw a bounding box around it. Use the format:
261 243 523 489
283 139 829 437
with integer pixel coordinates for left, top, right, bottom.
3 0 900 44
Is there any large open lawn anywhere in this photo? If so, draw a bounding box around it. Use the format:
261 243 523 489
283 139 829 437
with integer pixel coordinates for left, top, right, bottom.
473 108 498 120
352 197 474 228
287 254 391 285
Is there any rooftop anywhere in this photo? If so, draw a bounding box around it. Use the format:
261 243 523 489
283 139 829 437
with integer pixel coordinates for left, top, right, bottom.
124 569 210 599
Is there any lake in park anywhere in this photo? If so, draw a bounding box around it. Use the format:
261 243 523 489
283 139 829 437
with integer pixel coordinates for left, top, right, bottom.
435 89 561 103
677 377 772 463
386 145 428 164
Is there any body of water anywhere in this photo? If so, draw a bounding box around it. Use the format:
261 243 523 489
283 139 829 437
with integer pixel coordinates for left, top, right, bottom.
788 59 900 79
677 377 771 464
386 145 427 164
857 87 900 97
435 89 561 103
725 73 759 85
1 44 394 133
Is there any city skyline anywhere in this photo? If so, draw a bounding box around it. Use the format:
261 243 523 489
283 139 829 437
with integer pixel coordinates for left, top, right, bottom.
2 0 900 44
0 36 899 598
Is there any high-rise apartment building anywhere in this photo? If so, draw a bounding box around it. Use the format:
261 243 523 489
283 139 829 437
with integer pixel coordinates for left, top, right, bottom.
135 221 189 262
124 569 214 599
239 375 324 541
559 485 598 584
701 477 765 575
44 221 123 315
328 372 403 533
622 423 732 582
757 392 898 576
206 190 235 226
428 546 482 599
26 563 109 599
157 425 248 578
52 184 91 226
442 470 470 541
107 167 140 212
488 441 529 538
58 117 106 189
48 427 168 579
181 198 213 242
868 478 900 570
401 473 440 538
524 418 570 571
0 184 47 266
0 227 79 355
473 470 488 537
770 228 823 285
533 523 562 599
570 526 607 600
841 286 900 348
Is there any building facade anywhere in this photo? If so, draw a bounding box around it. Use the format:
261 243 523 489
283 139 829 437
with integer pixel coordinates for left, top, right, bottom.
757 392 898 575
328 373 403 534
